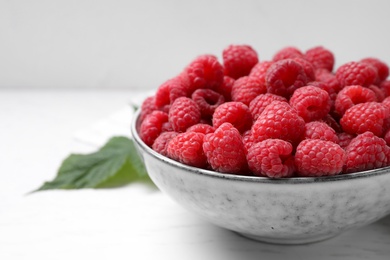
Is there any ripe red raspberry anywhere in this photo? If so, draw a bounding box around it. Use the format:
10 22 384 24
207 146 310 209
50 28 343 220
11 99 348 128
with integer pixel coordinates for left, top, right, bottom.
361 57 389 85
315 68 342 93
295 139 345 177
380 80 390 97
249 61 274 84
247 139 295 178
167 132 207 168
368 85 385 102
337 132 355 149
161 121 174 132
184 54 224 91
252 101 305 145
289 86 331 122
231 76 266 105
335 61 377 88
139 110 169 147
265 59 308 98
155 75 190 109
304 46 335 72
249 93 287 120
384 129 390 146
344 131 390 173
169 97 201 132
191 89 225 118
203 123 247 174
303 121 339 143
306 81 337 110
222 44 259 79
242 130 256 151
152 131 178 156
293 57 316 82
139 96 157 124
382 96 390 110
272 46 304 61
212 101 253 133
340 102 389 136
335 85 377 116
186 123 215 135
215 76 234 101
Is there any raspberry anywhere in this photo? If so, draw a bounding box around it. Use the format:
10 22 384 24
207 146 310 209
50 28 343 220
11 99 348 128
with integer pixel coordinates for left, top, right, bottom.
186 123 215 135
161 121 174 132
139 110 169 147
215 76 234 101
272 46 304 61
360 57 389 85
289 86 331 122
293 57 316 82
335 61 377 88
340 102 389 136
306 81 337 110
344 131 390 173
169 97 201 132
242 130 256 151
380 80 390 97
335 85 377 116
265 59 308 98
315 68 342 93
304 46 335 72
382 96 390 110
139 96 157 124
222 44 259 79
384 129 390 146
295 139 345 177
152 131 178 156
184 54 224 91
252 101 305 145
203 123 247 174
249 93 287 120
368 85 385 102
212 101 253 133
231 76 266 105
303 121 339 143
337 132 355 149
249 61 274 84
155 75 190 108
191 89 225 118
167 132 207 168
247 139 295 178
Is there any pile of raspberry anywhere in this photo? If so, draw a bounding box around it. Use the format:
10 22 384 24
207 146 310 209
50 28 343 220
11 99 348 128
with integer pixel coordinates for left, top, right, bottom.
137 44 390 178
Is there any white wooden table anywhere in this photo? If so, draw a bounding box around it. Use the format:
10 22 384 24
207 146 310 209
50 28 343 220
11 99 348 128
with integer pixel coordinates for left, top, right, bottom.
1 90 390 260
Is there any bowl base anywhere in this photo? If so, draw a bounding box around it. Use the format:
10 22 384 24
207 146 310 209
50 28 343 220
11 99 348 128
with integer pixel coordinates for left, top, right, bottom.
237 232 338 245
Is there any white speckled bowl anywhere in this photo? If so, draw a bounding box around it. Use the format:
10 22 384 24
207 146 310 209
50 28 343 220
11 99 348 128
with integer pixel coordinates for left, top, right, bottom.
131 110 390 244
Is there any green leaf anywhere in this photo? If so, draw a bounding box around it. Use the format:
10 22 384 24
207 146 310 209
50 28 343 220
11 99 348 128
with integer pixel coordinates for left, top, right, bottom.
35 136 154 192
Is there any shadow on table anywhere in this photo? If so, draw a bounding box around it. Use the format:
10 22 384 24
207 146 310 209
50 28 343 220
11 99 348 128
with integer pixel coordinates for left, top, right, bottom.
205 215 390 260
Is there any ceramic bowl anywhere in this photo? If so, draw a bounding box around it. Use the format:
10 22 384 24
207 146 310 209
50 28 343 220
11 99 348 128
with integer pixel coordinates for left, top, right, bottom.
131 109 390 244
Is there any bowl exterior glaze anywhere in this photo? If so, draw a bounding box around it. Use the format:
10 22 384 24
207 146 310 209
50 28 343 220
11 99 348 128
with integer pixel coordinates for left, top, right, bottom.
132 111 390 244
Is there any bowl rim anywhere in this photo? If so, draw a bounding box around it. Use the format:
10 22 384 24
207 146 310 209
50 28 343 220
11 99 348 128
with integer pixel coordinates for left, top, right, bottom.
131 108 390 184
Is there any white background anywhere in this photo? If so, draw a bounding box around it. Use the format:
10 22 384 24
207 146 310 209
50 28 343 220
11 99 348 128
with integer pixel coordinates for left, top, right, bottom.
1 0 390 90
